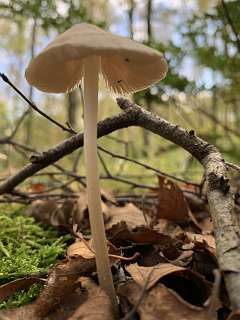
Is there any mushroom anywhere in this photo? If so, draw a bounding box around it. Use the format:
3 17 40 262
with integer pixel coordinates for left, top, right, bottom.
25 23 168 313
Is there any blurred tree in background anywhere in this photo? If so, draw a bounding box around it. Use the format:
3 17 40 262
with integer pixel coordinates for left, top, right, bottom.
0 0 239 189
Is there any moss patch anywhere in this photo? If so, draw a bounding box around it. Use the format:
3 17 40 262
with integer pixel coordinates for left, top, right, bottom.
0 283 43 309
0 204 71 309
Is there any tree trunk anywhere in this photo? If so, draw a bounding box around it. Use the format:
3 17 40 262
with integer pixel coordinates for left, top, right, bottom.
127 0 135 39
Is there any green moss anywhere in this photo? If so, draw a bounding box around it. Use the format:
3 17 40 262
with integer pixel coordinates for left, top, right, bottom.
0 204 71 309
0 283 43 309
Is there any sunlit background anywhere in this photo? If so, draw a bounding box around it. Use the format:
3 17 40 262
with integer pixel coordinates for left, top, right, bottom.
0 0 239 192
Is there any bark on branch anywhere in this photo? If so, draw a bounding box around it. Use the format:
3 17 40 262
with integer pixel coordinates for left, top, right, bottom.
0 98 239 309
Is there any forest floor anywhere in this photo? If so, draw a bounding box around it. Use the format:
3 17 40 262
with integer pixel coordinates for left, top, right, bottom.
0 176 236 320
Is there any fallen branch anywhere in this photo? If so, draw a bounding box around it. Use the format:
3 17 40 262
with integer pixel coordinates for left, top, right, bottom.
0 98 240 310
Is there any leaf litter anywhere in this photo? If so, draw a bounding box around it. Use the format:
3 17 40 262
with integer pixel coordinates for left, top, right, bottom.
0 177 233 319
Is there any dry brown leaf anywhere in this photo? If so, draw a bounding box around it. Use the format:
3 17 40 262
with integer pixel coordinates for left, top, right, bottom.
186 232 216 250
153 218 184 239
68 278 114 320
157 176 191 223
67 239 95 259
26 199 77 228
0 305 37 320
227 310 240 320
0 277 44 303
34 256 95 318
27 192 112 230
125 263 211 306
105 203 148 230
27 182 46 193
108 222 177 248
118 281 216 320
126 263 185 290
67 238 121 265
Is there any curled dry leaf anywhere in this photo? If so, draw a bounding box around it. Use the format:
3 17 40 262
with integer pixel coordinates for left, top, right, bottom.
25 199 78 228
34 256 95 318
126 263 185 290
0 276 45 303
227 310 240 320
67 238 121 265
26 192 112 230
108 222 178 248
186 232 216 251
118 281 217 320
125 263 211 306
153 218 184 239
67 239 95 259
157 176 191 223
68 278 114 320
105 203 149 230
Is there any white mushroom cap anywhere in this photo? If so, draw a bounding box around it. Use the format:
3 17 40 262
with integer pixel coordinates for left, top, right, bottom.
25 23 168 94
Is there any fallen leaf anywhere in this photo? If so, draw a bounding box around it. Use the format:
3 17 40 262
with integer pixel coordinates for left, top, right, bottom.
67 238 122 265
105 203 149 230
186 232 216 250
108 222 178 248
227 310 240 320
0 276 45 303
34 256 95 318
68 278 114 320
26 193 111 231
25 199 75 228
67 239 95 259
190 245 218 279
126 263 185 290
27 182 46 193
170 250 194 267
125 263 211 306
157 176 191 223
0 305 36 320
118 281 216 320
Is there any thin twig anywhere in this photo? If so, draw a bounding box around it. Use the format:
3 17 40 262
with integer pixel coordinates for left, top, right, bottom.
0 73 76 134
98 145 200 187
226 161 240 172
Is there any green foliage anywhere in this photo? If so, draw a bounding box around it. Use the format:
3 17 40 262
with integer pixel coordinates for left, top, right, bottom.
0 0 106 32
0 204 71 309
184 1 240 82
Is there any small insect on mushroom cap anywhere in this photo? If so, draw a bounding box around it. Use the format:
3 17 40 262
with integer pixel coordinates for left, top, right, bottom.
25 23 168 94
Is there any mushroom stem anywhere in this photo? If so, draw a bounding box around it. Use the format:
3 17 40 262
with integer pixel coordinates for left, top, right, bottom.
83 56 118 314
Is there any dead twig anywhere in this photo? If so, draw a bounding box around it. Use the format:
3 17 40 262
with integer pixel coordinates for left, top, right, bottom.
0 73 76 135
98 145 200 187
